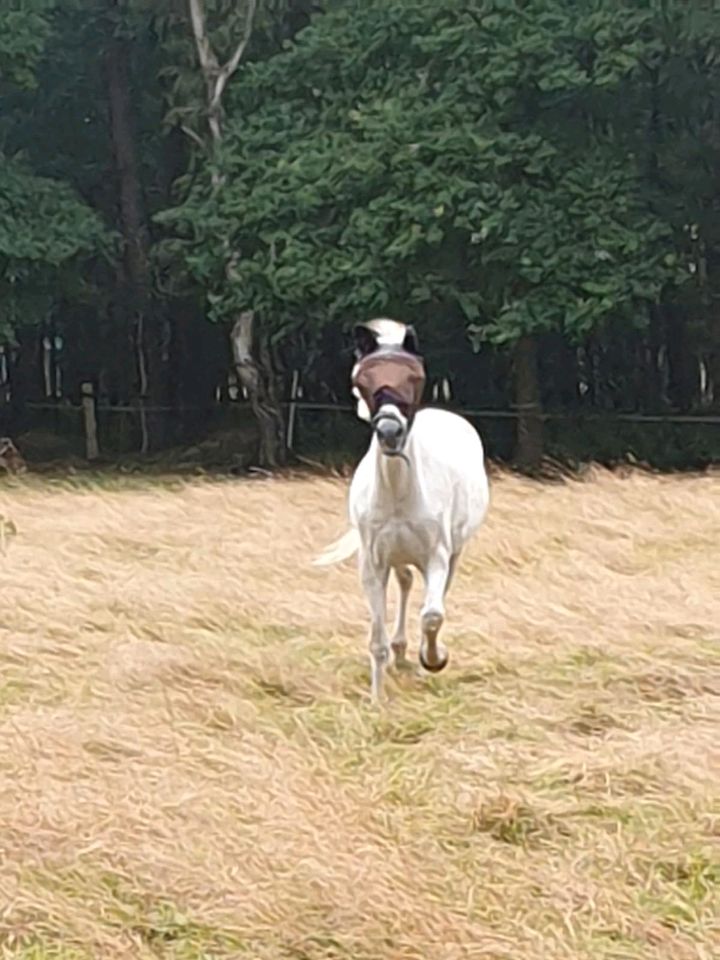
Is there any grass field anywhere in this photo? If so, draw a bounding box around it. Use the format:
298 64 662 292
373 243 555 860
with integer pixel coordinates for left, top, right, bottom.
0 466 719 960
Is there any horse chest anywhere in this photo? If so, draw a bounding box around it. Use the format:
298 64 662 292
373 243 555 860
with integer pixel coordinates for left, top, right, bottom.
362 512 442 568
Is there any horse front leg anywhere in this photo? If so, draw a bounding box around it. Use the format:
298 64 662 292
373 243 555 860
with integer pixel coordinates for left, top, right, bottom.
391 565 413 669
361 558 390 702
419 549 453 673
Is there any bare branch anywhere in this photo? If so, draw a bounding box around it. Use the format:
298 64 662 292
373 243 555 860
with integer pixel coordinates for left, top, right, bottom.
189 0 257 147
231 311 255 366
208 113 223 147
210 0 258 111
188 0 219 77
225 0 258 77
180 124 207 150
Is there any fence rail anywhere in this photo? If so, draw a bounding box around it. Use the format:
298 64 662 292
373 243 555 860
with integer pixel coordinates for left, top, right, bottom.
18 398 720 425
0 385 716 467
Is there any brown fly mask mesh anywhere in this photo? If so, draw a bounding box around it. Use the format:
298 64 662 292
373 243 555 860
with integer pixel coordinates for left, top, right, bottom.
351 322 426 455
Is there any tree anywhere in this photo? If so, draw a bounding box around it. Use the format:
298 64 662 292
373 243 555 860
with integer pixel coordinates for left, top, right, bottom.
633 0 720 413
0 0 53 88
104 0 165 450
188 0 288 467
0 1 112 345
160 0 690 465
2 0 718 469
154 0 320 467
0 159 111 340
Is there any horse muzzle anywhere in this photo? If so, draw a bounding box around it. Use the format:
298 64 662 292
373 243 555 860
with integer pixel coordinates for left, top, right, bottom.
372 411 408 456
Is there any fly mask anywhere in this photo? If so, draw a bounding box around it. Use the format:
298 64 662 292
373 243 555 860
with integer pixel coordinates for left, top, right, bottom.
351 321 426 455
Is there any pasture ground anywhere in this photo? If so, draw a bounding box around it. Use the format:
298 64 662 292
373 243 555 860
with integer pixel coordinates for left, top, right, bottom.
0 466 719 960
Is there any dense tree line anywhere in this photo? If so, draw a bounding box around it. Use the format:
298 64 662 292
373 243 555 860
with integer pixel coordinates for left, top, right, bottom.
1 0 719 469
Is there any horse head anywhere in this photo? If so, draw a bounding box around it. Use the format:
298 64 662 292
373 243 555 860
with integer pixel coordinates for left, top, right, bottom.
350 319 426 457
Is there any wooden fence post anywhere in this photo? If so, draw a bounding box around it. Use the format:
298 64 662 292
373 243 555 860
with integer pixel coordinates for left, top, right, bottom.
287 369 300 450
81 382 99 461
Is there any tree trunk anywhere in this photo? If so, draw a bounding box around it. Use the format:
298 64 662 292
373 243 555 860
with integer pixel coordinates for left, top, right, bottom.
643 307 667 411
514 334 544 470
106 15 166 450
665 305 698 412
705 311 720 410
188 1 288 466
8 334 37 435
231 312 285 468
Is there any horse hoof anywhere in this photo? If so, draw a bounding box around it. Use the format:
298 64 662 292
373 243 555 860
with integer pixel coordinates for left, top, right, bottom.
419 646 449 673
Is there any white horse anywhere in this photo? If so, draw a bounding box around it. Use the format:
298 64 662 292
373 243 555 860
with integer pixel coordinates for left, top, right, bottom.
314 319 489 700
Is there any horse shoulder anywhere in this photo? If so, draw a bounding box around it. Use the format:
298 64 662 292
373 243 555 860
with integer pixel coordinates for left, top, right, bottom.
411 410 489 541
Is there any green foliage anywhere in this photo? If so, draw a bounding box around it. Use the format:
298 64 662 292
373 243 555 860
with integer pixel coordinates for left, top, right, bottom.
159 0 694 345
1 0 719 467
0 0 55 89
149 0 317 145
0 0 115 340
0 160 109 265
0 158 113 338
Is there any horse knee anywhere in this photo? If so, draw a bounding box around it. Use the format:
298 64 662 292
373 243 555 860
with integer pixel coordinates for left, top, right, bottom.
369 638 390 663
421 607 444 636
396 565 413 590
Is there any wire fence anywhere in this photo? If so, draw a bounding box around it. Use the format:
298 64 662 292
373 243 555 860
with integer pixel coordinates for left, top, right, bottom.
2 387 717 471
21 398 720 425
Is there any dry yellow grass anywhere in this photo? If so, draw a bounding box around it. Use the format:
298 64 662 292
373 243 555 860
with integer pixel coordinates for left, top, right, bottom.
0 465 719 960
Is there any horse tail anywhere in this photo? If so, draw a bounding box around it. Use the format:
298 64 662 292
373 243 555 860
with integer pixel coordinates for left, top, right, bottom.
312 527 360 567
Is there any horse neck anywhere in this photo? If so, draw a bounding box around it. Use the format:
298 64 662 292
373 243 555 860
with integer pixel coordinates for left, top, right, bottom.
370 434 420 507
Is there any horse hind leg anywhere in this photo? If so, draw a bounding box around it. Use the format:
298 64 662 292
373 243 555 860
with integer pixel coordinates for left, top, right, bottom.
391 565 413 669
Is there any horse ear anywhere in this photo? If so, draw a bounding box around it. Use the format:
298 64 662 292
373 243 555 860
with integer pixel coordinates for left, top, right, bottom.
402 325 420 355
353 324 379 359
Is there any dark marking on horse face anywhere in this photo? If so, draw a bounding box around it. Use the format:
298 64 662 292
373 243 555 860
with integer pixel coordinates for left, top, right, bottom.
353 324 380 360
401 325 420 356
